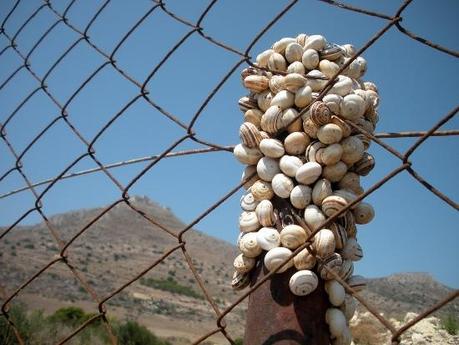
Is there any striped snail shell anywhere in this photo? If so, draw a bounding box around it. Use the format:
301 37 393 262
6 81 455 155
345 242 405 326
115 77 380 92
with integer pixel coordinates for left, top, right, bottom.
318 253 343 280
239 211 260 233
313 229 336 258
239 122 263 148
338 211 357 238
240 192 259 211
322 195 348 218
353 152 375 176
231 271 250 290
280 224 308 249
238 95 258 112
239 232 262 258
255 200 277 227
310 101 332 126
293 247 317 270
312 178 332 206
289 270 319 296
264 247 294 273
329 222 348 250
251 180 274 201
233 253 256 274
339 259 354 280
243 75 269 93
305 141 325 163
256 227 280 251
352 202 375 224
261 105 284 134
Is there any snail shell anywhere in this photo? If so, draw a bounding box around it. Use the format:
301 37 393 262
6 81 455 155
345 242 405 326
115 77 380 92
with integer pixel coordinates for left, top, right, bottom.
354 133 371 151
326 308 347 338
317 143 343 166
256 227 280 251
353 202 375 224
251 180 274 201
338 172 363 195
296 33 308 46
304 34 326 51
279 155 303 177
271 173 295 198
240 192 259 211
364 81 378 93
296 162 322 185
234 143 263 165
365 89 379 108
231 270 250 290
339 259 354 280
239 232 262 258
313 229 336 258
257 157 281 182
239 122 263 148
307 70 327 92
341 237 363 261
239 211 260 233
271 90 295 110
269 75 285 94
290 184 312 209
319 59 340 78
243 75 269 93
340 94 365 121
331 115 352 138
353 152 375 176
280 224 308 249
255 200 277 227
268 52 287 72
333 189 358 208
264 247 294 273
259 138 285 158
238 95 258 112
342 58 361 79
261 105 283 134
241 66 260 81
342 44 356 57
241 165 258 190
318 253 343 280
294 247 317 270
340 294 357 321
317 123 343 145
283 73 307 92
289 270 319 296
346 274 367 292
257 90 274 112
233 253 256 274
322 161 348 182
323 94 342 114
320 43 345 61
284 132 310 155
312 178 332 206
329 222 348 250
304 204 326 231
325 280 346 307
272 37 296 53
287 61 306 74
338 211 357 238
329 75 353 96
303 117 319 139
282 108 301 132
305 141 325 163
244 108 263 128
322 195 348 218
310 101 332 126
302 48 319 70
256 49 274 68
294 85 313 108
285 42 303 63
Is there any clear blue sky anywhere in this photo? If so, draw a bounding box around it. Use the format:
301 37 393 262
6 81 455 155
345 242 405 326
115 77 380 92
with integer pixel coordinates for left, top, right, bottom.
0 0 458 288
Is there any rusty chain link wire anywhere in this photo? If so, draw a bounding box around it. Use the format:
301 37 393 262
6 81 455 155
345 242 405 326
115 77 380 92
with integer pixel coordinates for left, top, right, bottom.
0 0 458 344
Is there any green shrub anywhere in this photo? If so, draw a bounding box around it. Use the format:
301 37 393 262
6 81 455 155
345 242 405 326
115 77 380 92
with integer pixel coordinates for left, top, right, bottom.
116 321 171 345
140 277 203 299
441 314 458 335
48 306 87 326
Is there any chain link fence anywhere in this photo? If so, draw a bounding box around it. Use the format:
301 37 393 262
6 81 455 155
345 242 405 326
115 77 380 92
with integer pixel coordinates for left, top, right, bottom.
0 0 458 344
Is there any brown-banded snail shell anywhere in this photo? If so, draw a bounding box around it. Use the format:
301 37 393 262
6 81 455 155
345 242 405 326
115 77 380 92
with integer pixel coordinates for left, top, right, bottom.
310 101 332 126
296 161 322 185
313 229 336 258
325 280 346 307
318 253 343 280
240 192 259 211
243 75 269 93
352 202 374 224
353 152 375 176
304 204 326 230
279 155 303 177
251 180 274 201
354 133 371 151
233 253 256 274
322 195 348 218
280 224 308 249
239 122 263 148
255 200 277 227
234 143 263 165
284 132 310 155
240 66 259 81
305 140 325 162
271 173 295 198
317 124 343 144
294 247 317 270
320 42 345 61
238 95 258 112
239 232 262 258
256 227 280 251
257 157 281 182
329 222 348 250
312 178 332 206
303 117 319 139
338 211 357 238
341 238 363 261
261 105 283 134
289 270 319 296
339 259 354 280
290 184 312 209
264 247 294 273
231 270 250 290
259 138 285 158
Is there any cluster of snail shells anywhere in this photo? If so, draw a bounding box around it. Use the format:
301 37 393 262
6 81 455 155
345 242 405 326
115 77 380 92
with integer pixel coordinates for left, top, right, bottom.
232 33 378 344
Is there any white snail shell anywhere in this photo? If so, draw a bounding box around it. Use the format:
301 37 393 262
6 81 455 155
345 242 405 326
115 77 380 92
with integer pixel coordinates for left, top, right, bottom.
279 155 303 177
271 173 295 198
326 308 347 338
257 157 281 182
271 90 295 110
302 48 319 70
318 143 343 166
352 202 375 224
294 85 313 108
325 280 346 307
280 224 308 249
304 204 326 230
340 294 357 320
264 247 294 273
294 247 317 270
251 180 274 201
312 178 332 206
272 37 296 53
255 199 277 227
307 70 327 91
284 132 310 155
287 61 306 74
317 123 343 145
329 75 352 96
256 49 274 67
268 52 287 72
340 94 365 121
234 143 263 165
240 192 259 211
290 184 312 209
256 227 280 251
241 165 258 190
259 138 285 158
295 162 322 185
239 232 262 258
239 211 261 233
289 270 319 296
322 161 348 182
233 253 256 274
303 34 326 51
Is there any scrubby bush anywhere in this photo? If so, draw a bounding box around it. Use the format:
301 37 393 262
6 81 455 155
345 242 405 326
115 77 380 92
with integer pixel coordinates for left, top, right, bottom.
441 314 458 335
140 276 203 299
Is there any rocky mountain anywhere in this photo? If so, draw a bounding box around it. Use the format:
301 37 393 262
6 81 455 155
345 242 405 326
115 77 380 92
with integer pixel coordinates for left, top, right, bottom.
0 197 457 344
